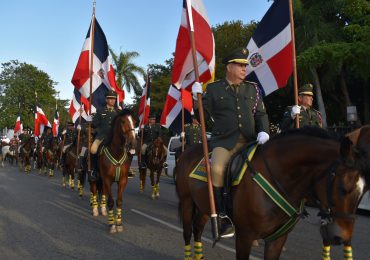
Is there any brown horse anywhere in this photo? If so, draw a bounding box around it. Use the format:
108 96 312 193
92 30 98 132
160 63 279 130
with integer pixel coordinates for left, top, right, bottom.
43 137 60 177
320 125 370 260
139 137 167 199
34 139 44 173
19 136 36 173
175 127 369 260
99 109 136 233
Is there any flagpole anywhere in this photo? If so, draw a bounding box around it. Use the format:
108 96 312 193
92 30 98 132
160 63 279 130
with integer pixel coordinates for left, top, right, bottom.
181 92 185 152
289 0 299 128
87 1 96 173
185 0 218 241
139 70 149 166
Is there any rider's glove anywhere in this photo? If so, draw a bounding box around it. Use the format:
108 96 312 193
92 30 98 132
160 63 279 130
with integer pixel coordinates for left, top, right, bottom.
77 125 82 131
290 105 301 119
62 130 67 135
191 82 203 101
256 132 269 145
180 132 185 138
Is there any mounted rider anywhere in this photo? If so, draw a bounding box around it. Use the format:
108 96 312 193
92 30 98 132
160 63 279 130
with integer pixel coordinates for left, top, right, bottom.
41 127 53 152
9 135 19 152
89 90 119 180
61 121 77 153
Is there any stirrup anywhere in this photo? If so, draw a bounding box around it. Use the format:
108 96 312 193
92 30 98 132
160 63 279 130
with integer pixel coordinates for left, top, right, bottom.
218 214 235 239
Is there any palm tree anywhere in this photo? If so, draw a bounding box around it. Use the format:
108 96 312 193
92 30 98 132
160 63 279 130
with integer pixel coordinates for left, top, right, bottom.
109 48 145 95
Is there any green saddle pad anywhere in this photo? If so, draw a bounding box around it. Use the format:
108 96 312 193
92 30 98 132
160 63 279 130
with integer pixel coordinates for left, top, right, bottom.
189 144 258 186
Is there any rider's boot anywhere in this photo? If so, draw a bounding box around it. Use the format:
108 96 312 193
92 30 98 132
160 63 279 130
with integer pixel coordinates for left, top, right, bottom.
88 154 98 182
139 154 147 169
214 186 235 239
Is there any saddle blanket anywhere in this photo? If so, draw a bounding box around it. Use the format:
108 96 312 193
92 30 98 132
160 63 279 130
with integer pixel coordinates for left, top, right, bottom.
189 143 258 186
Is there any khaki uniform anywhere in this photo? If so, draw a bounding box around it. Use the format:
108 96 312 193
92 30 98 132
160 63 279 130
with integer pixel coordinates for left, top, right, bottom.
280 106 322 130
202 79 269 186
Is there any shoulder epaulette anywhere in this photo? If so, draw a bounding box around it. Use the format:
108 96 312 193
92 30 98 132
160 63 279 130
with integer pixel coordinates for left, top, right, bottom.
244 80 258 86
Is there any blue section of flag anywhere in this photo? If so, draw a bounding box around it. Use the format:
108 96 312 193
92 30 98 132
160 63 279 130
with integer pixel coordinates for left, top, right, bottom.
246 72 266 97
252 0 290 47
169 109 192 135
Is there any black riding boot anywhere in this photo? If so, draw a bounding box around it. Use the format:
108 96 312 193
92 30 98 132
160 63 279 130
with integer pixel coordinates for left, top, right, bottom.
139 154 147 169
214 187 235 239
88 153 98 182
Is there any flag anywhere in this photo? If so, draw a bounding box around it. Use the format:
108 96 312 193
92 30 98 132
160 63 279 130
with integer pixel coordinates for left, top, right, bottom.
69 88 94 124
246 0 292 96
34 105 51 137
14 113 23 136
161 0 215 133
138 77 151 128
52 109 59 137
71 17 124 111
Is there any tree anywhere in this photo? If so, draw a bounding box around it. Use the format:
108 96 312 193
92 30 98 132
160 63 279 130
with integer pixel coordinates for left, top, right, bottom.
0 60 67 131
109 48 145 96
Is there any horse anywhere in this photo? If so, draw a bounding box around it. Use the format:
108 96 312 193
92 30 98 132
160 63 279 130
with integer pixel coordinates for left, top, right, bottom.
43 137 60 177
139 137 167 199
1 145 18 165
98 109 136 233
175 127 369 260
320 125 370 260
18 136 36 173
34 139 44 174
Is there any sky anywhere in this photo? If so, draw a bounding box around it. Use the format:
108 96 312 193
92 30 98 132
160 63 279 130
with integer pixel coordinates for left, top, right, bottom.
0 0 272 104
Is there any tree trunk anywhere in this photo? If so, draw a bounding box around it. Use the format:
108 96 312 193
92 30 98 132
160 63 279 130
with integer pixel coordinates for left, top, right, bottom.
340 71 362 126
363 80 370 124
310 67 328 128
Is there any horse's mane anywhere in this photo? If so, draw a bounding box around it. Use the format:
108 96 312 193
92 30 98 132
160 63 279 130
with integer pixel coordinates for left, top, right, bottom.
271 126 339 142
104 109 132 145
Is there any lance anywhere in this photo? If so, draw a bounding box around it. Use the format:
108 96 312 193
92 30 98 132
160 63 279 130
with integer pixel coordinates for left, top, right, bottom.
139 70 149 167
185 0 218 241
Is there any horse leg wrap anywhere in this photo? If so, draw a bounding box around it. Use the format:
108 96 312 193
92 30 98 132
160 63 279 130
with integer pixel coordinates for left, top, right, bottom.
321 245 331 260
62 177 66 187
155 184 160 198
184 244 192 260
100 195 107 216
151 185 156 199
194 241 204 260
140 180 144 193
343 246 353 260
77 180 81 189
116 208 122 225
92 195 99 217
49 169 54 177
89 192 93 206
108 210 115 226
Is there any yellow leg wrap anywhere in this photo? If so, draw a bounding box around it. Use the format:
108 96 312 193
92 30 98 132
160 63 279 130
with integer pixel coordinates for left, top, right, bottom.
77 180 81 189
68 175 72 186
116 208 122 225
194 241 204 260
92 195 98 208
140 180 144 192
108 210 115 226
151 185 156 198
101 195 107 208
343 246 353 260
322 245 331 260
89 192 93 206
62 177 66 187
184 244 192 260
49 169 54 177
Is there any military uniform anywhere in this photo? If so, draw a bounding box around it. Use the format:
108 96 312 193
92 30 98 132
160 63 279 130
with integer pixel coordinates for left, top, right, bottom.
280 106 322 130
92 106 118 141
42 131 53 150
141 123 161 145
184 123 202 146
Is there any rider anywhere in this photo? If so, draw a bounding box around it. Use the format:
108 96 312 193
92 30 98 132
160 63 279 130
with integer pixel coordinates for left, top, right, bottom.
184 115 202 147
41 127 53 152
192 48 270 239
61 121 77 153
9 135 19 152
139 113 162 169
90 90 119 180
280 83 322 130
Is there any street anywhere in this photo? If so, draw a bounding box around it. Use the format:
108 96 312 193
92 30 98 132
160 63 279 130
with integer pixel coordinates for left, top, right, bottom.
1 164 369 259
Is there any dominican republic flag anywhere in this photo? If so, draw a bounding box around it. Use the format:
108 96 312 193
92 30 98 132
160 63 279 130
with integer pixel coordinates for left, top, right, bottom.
52 109 59 137
160 0 215 133
69 88 94 124
71 17 124 112
138 76 151 129
14 113 23 136
246 0 292 96
34 105 51 137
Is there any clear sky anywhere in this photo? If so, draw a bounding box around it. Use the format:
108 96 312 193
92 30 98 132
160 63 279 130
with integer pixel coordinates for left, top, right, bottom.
0 0 272 104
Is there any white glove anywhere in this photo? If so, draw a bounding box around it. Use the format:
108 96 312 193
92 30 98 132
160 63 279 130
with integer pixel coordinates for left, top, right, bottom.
77 125 82 131
85 114 93 122
191 82 203 100
180 132 185 138
290 105 301 119
62 130 67 135
257 132 269 145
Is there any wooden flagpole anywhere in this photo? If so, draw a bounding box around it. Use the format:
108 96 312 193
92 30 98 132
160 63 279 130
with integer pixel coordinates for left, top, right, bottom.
289 0 300 128
139 70 150 167
185 0 218 241
181 90 185 152
87 0 96 173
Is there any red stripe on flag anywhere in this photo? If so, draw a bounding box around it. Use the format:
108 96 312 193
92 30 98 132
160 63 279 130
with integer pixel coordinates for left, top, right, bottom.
71 50 90 90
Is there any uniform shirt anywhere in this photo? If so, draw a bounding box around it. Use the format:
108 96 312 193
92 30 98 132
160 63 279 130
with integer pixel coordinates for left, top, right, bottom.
92 106 118 140
280 106 322 130
184 123 202 146
42 133 53 149
141 124 161 144
202 79 269 150
63 128 76 145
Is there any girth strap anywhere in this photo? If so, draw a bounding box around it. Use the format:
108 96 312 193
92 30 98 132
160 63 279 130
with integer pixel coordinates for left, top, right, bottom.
103 147 127 182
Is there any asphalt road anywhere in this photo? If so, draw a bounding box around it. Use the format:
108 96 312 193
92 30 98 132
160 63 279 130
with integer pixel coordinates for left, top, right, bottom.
1 164 369 260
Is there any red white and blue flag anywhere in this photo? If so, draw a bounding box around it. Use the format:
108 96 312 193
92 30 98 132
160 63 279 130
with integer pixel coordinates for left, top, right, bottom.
52 109 59 137
14 113 23 136
71 17 124 115
69 88 95 124
34 105 51 137
138 76 151 128
160 0 215 133
246 0 292 96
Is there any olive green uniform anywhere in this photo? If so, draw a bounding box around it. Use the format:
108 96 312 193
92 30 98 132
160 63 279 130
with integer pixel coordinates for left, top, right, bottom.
280 106 322 130
92 106 118 140
141 124 161 145
184 123 202 146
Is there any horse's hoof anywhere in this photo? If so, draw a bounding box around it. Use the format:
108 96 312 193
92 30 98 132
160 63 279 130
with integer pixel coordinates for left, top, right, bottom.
116 225 123 232
92 207 99 217
101 207 107 216
109 225 117 233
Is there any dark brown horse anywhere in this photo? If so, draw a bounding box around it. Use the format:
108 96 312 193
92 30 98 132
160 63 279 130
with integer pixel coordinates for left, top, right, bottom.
320 125 370 260
175 127 369 260
19 136 36 173
99 109 136 233
43 137 60 177
34 139 44 174
139 137 167 199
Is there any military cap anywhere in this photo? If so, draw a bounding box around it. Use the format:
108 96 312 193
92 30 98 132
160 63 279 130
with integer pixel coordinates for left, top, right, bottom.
222 48 249 65
105 90 117 99
67 121 74 126
149 113 156 119
298 84 314 96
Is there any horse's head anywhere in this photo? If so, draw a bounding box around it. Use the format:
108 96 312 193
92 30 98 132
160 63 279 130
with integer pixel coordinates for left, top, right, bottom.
111 109 137 154
318 137 368 245
153 137 164 148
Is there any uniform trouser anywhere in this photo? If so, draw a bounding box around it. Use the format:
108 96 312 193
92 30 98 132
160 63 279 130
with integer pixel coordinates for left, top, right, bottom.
91 139 103 155
211 135 247 187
